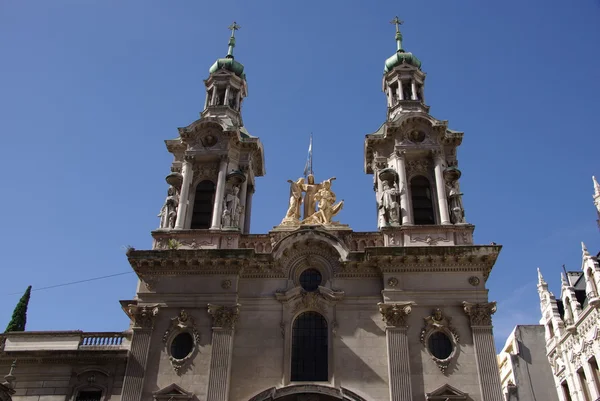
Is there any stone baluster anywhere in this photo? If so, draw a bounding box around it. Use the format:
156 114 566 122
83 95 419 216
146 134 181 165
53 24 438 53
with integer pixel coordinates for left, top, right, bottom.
174 156 194 229
463 302 503 401
206 304 240 401
433 152 451 225
378 302 414 401
238 169 249 233
210 157 229 230
394 151 412 225
121 305 159 401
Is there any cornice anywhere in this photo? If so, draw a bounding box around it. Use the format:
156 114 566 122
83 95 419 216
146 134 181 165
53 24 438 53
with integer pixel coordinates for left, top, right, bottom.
0 350 128 364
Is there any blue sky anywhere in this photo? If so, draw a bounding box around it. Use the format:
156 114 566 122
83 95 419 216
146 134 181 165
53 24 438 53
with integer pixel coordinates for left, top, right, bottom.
1 1 599 347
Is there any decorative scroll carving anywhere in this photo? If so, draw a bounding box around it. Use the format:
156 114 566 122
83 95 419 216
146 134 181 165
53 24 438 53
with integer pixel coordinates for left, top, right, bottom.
406 159 431 177
208 304 240 329
162 310 200 374
128 305 159 329
420 308 460 373
462 301 497 326
378 302 413 327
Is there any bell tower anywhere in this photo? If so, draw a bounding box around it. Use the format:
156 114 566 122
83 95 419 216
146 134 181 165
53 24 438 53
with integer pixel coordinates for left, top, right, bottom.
155 22 265 248
365 17 471 247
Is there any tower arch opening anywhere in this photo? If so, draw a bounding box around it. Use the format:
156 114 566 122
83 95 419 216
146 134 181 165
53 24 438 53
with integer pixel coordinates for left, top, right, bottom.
410 175 435 225
191 180 216 229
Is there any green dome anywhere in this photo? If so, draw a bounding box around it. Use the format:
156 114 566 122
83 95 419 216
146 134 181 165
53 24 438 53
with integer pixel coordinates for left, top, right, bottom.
209 55 246 79
384 50 421 73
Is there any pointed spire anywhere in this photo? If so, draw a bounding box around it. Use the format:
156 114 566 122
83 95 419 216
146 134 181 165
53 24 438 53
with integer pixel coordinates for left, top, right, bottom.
582 241 590 257
561 272 569 287
537 267 547 286
226 21 241 58
593 176 600 197
5 286 32 332
390 16 404 51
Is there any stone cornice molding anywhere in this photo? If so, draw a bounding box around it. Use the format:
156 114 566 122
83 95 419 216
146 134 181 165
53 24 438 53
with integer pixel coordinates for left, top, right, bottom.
462 301 497 327
378 302 413 328
207 304 240 329
128 304 159 329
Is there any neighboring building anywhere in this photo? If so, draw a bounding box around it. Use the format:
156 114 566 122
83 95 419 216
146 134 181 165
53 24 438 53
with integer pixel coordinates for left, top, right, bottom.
497 325 559 401
537 178 600 401
1 20 506 401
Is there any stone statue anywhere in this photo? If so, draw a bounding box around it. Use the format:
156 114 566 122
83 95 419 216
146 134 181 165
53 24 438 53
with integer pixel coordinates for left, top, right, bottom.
281 177 305 225
378 179 401 227
302 178 343 225
302 174 336 219
158 186 179 229
221 207 231 228
446 180 466 224
223 186 241 228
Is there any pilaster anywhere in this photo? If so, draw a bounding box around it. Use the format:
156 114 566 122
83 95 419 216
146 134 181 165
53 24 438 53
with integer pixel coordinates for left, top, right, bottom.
463 301 503 401
206 304 240 401
121 305 159 401
378 302 413 401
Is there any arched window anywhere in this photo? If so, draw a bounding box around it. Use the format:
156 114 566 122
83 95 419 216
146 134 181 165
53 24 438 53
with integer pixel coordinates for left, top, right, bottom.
191 180 215 229
411 175 435 225
291 312 328 382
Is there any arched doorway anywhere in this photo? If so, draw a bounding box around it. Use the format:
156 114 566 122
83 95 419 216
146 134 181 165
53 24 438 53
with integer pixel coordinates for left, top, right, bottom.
248 385 368 401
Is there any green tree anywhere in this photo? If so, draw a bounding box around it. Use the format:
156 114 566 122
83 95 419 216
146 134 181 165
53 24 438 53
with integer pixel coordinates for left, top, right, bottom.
5 286 32 332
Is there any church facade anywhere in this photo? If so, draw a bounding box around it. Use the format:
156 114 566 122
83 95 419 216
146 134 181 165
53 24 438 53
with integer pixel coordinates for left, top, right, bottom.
1 20 504 401
537 178 600 401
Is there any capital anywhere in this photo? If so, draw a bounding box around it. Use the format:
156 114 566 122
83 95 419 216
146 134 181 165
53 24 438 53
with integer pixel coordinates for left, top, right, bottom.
378 302 412 327
462 301 496 326
183 154 195 163
208 303 240 329
128 304 159 329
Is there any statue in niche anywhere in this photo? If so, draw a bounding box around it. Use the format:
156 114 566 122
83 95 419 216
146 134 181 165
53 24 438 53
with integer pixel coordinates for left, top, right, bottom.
301 178 343 225
222 185 241 228
446 180 466 224
378 179 401 227
281 178 305 225
158 186 179 229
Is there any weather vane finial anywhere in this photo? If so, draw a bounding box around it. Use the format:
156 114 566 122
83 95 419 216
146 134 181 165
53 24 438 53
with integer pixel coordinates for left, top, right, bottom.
390 16 404 51
227 21 241 57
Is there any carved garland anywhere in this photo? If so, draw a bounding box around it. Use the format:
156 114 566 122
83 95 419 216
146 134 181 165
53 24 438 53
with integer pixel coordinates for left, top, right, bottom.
162 310 201 374
420 308 460 373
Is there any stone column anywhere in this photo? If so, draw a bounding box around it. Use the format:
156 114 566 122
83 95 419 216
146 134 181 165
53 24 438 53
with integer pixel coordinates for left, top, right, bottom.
210 86 218 106
463 302 503 401
244 186 254 233
433 152 451 225
394 151 412 225
235 90 242 111
174 157 194 229
224 85 230 107
238 170 249 233
121 305 159 401
397 81 403 101
387 87 393 107
206 304 240 401
411 80 417 100
210 157 229 230
204 90 210 110
378 302 413 401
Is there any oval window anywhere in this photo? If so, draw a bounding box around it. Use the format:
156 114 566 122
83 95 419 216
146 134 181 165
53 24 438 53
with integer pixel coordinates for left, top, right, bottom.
299 269 322 292
170 332 194 360
428 331 453 360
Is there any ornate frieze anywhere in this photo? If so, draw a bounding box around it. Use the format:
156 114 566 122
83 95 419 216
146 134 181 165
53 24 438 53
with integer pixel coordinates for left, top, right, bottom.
462 301 497 326
128 305 159 329
208 304 240 329
378 302 413 327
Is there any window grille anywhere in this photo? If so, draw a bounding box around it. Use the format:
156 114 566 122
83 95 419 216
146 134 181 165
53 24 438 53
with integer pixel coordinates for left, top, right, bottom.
291 311 328 381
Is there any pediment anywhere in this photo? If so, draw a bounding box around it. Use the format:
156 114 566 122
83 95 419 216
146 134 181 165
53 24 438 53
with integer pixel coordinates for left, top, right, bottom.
153 384 193 401
426 383 467 400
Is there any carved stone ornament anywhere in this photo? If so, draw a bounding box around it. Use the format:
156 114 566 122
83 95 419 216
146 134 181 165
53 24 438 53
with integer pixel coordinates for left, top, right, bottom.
275 286 345 314
420 308 460 373
468 276 480 286
378 302 412 327
162 310 201 374
221 279 232 289
462 301 497 326
144 276 159 291
128 305 159 329
208 304 240 329
387 277 399 287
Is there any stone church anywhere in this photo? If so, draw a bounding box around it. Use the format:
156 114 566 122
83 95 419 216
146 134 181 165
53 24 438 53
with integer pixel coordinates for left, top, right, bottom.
0 19 504 401
537 178 600 401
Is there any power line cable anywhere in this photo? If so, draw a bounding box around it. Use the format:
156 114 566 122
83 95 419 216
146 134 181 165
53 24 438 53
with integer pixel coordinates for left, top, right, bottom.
5 271 134 296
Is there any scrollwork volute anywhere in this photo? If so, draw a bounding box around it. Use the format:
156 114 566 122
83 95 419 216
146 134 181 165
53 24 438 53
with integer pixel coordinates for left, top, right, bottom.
378 302 412 327
128 305 159 329
462 301 497 326
208 304 240 329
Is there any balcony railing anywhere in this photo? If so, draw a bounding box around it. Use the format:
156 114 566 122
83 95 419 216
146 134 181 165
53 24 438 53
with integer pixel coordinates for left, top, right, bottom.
0 331 130 352
80 332 126 348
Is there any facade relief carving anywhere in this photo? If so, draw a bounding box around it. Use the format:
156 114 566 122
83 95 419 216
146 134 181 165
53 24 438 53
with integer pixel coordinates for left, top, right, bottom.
462 301 497 326
162 310 201 374
378 302 413 327
420 308 460 373
128 305 159 329
208 304 240 329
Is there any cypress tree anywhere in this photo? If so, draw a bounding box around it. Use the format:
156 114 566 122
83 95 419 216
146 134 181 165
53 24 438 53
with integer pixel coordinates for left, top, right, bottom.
5 286 32 332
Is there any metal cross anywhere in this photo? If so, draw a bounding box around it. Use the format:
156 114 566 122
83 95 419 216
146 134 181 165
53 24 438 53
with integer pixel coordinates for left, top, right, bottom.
228 21 241 37
390 16 403 32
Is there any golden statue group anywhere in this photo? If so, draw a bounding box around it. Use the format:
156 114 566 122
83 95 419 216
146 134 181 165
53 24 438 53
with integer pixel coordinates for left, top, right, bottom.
280 174 344 226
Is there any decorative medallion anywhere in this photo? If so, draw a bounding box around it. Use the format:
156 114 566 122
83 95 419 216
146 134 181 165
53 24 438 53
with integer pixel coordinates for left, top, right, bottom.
420 308 460 373
163 310 201 374
221 279 232 289
387 277 399 287
468 276 480 286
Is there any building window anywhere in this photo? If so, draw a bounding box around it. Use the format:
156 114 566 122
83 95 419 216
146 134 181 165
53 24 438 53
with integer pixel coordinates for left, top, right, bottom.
589 357 600 395
547 322 555 338
561 381 573 401
428 331 453 360
299 269 322 292
411 176 435 225
170 332 195 360
75 391 102 401
578 368 592 401
191 180 215 229
291 312 328 382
